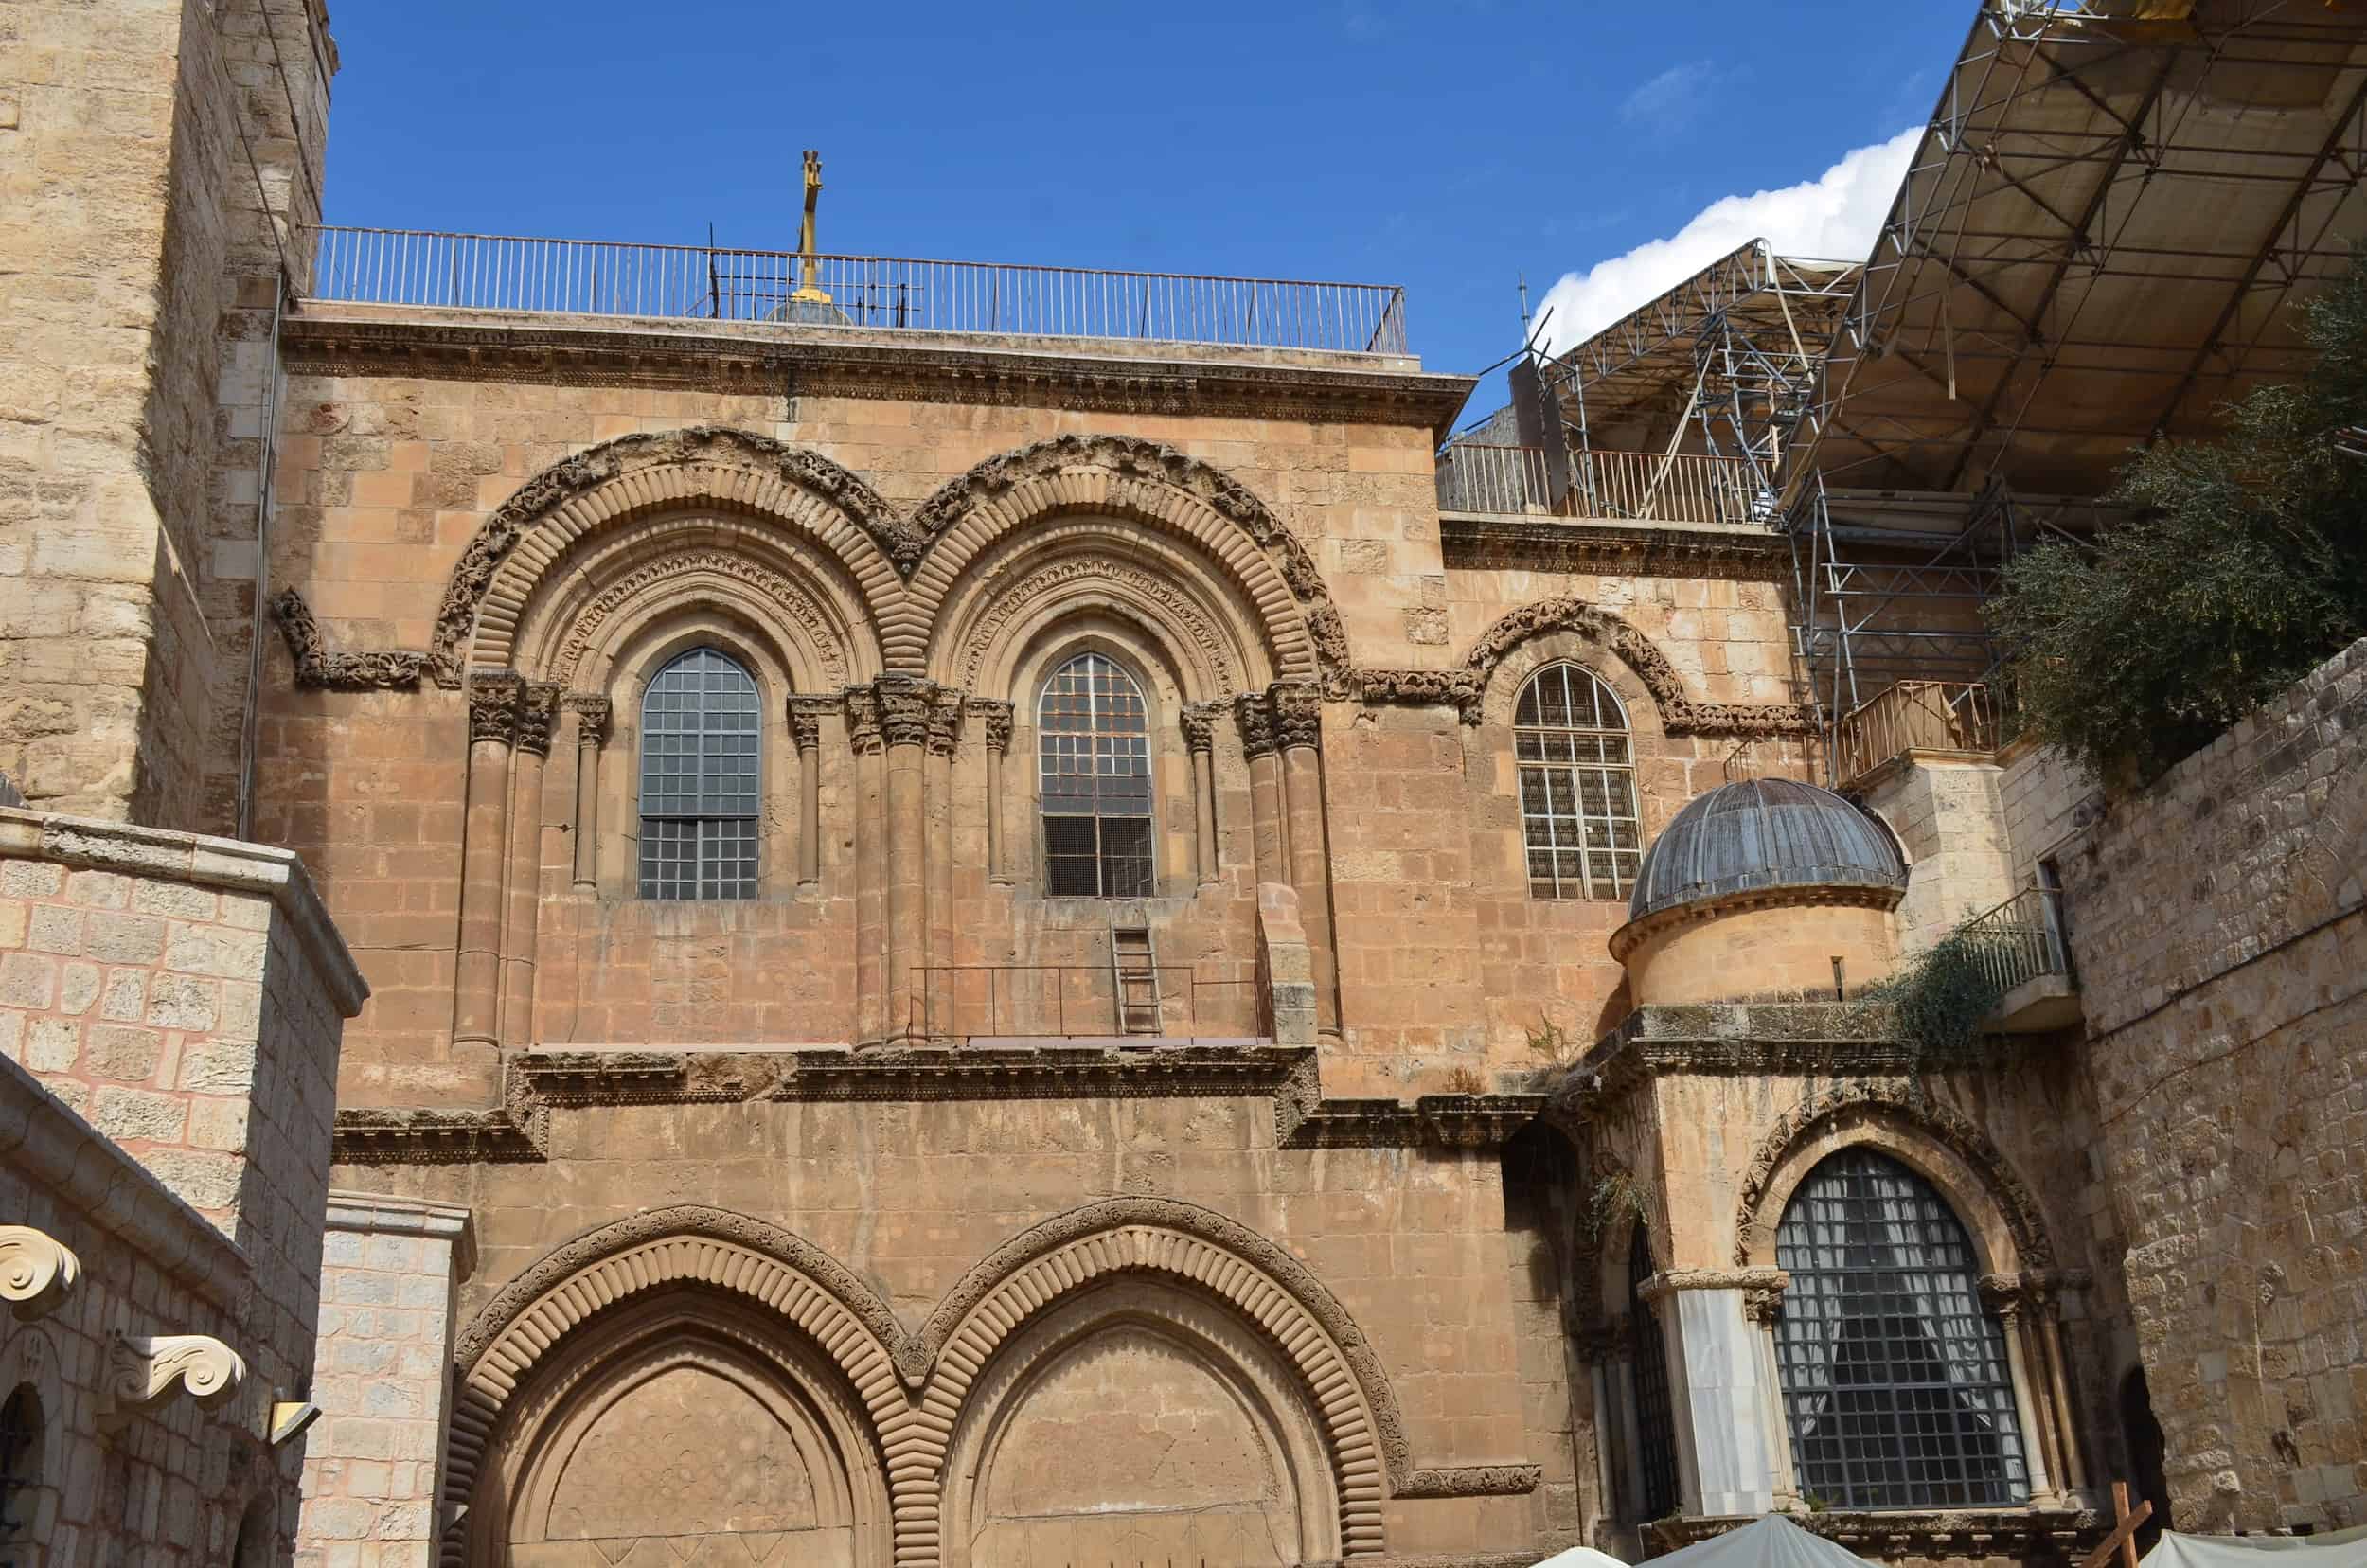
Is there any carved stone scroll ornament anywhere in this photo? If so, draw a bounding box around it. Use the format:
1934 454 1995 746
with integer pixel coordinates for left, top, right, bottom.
968 699 1014 755
270 588 429 690
465 673 524 746
514 683 561 757
0 1225 80 1321
566 694 612 747
99 1332 246 1433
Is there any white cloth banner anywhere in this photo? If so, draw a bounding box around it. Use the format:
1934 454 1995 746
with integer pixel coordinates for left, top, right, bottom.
2143 1528 2367 1568
1532 1516 1878 1568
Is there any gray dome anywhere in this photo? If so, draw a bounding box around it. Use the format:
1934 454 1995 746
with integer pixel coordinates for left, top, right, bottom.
1628 778 1905 921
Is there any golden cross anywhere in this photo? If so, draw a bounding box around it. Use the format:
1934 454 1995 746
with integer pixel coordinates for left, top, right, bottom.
792 149 832 303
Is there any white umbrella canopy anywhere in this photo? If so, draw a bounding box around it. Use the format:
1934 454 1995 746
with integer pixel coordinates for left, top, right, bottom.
2141 1526 2367 1568
1628 1516 1881 1568
1531 1547 1632 1568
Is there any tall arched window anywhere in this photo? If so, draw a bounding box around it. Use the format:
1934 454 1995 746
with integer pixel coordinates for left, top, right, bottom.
1626 1221 1682 1521
1774 1149 2028 1510
1039 652 1153 898
638 648 761 900
0 1385 42 1548
1516 665 1641 900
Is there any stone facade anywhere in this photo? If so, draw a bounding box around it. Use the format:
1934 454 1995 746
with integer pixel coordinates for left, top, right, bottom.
2049 638 2367 1534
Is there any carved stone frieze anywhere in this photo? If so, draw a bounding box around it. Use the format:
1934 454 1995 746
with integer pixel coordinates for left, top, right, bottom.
1733 1078 2055 1269
100 1333 246 1431
1268 680 1323 750
1398 1465 1543 1498
513 683 561 757
548 544 851 691
967 699 1014 754
332 1105 549 1165
1357 667 1486 718
465 673 524 746
955 555 1240 691
0 1225 80 1321
1440 513 1790 580
1234 690 1279 757
566 694 612 747
1635 1265 1790 1306
270 588 429 690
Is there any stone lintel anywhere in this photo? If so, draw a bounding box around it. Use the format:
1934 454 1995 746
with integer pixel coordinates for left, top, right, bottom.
324 1190 478 1280
0 807 368 1017
0 1056 249 1311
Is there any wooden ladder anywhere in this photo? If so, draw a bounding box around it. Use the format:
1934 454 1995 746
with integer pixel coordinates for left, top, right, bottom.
1109 922 1162 1036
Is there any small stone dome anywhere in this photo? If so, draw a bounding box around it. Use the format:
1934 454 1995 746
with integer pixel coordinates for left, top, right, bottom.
1628 777 1905 921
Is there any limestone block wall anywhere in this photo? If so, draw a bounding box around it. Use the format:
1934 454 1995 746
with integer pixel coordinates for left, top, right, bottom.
295 1191 473 1568
2057 637 2367 1533
1863 757 2019 953
1998 738 2100 892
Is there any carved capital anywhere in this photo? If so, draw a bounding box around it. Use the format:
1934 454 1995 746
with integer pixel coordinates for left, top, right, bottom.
101 1332 246 1432
843 687 883 756
924 686 967 757
1233 690 1279 757
786 695 834 751
1744 1282 1789 1327
1981 1271 2034 1323
968 699 1014 755
467 673 524 746
1180 700 1222 755
567 694 612 748
1269 680 1322 750
0 1225 80 1321
874 676 934 749
515 683 561 757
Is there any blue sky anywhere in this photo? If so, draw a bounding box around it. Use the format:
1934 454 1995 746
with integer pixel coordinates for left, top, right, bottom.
322 1 1970 396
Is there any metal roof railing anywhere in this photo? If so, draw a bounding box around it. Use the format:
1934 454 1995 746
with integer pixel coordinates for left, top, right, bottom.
302 225 1411 355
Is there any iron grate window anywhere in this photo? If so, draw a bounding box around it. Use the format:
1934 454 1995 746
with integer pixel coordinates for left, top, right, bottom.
0 1385 38 1545
1774 1149 2029 1511
1516 664 1641 901
1627 1222 1682 1521
638 648 761 900
1039 651 1153 898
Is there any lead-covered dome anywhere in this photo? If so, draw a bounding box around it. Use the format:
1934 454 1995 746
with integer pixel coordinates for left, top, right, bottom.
1628 777 1905 922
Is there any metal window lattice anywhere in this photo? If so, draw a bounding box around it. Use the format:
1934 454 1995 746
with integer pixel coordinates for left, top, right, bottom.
1039 652 1153 898
638 648 761 900
1774 1149 2030 1511
1516 665 1641 900
1627 1224 1682 1522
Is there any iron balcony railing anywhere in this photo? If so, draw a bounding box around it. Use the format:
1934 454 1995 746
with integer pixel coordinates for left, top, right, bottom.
302 225 1411 355
1961 886 2073 1002
913 964 1259 1041
1834 680 1999 787
1436 443 1554 514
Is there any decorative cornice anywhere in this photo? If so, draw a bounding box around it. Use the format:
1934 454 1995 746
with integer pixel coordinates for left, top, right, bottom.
1357 666 1485 716
1269 680 1322 750
1278 1091 1547 1150
1636 1265 1790 1305
1606 880 1907 963
1645 1505 2100 1561
1448 596 1818 735
774 1044 1311 1103
513 682 561 757
1178 700 1222 754
1398 1464 1543 1499
271 587 429 690
280 310 1476 441
967 699 1014 754
566 693 612 747
332 1105 547 1165
464 672 523 746
0 1225 80 1321
1440 514 1790 580
100 1333 245 1433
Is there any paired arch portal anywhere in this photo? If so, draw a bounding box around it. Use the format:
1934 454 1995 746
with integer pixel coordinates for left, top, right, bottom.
446 1201 1397 1567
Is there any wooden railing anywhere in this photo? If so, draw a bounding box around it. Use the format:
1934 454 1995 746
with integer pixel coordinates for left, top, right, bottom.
1575 449 1761 526
1834 680 1998 786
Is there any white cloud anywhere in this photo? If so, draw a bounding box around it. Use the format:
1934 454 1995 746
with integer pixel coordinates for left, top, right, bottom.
1619 61 1718 131
1533 126 1921 357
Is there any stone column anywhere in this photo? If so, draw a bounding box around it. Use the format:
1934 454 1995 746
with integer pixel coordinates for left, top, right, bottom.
923 687 965 1039
1181 702 1221 886
1271 681 1339 1034
788 696 833 887
1743 1282 1801 1509
845 686 886 1044
2033 1277 2091 1495
1235 691 1287 889
568 696 610 892
500 683 559 1046
972 701 1015 884
1983 1275 2060 1502
1642 1269 1789 1517
454 674 521 1060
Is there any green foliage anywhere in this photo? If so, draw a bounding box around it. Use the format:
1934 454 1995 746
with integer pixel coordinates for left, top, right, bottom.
1524 1015 1581 1068
1871 929 2009 1064
1988 250 2367 787
1584 1168 1656 1249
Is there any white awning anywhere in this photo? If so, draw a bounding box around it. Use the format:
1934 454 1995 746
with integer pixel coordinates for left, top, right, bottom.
2143 1527 2367 1568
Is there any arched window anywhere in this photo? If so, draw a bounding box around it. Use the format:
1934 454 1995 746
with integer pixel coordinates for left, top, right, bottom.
0 1385 41 1547
1774 1149 2028 1510
1626 1221 1682 1521
638 648 761 900
1038 652 1153 898
1516 665 1641 900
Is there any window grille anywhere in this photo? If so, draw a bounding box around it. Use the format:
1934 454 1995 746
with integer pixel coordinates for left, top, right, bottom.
1627 1222 1682 1521
1774 1149 2029 1510
638 648 761 900
0 1385 39 1546
1039 652 1154 898
1516 665 1641 900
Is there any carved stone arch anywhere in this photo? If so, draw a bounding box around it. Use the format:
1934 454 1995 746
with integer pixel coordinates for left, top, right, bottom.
933 524 1274 702
442 1205 914 1568
1475 630 1670 741
1734 1081 2056 1274
909 1197 1403 1557
1460 596 1816 737
433 426 904 685
508 512 880 692
899 434 1344 691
